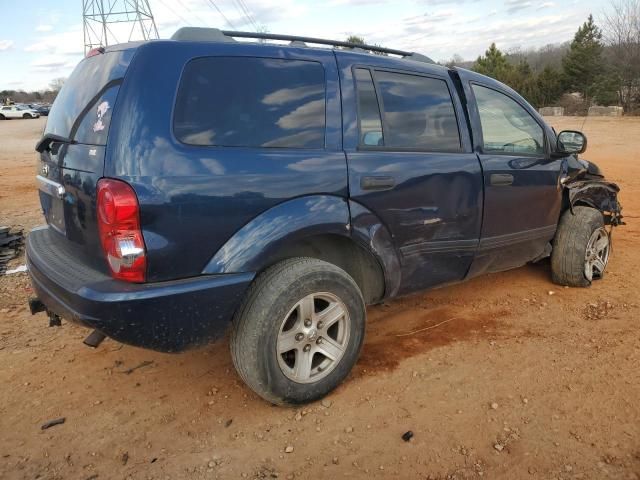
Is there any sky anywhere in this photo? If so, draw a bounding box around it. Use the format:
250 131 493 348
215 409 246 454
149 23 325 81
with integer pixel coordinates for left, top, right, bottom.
0 0 609 92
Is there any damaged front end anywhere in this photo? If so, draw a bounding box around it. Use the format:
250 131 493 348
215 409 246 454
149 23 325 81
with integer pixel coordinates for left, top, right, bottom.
561 156 624 227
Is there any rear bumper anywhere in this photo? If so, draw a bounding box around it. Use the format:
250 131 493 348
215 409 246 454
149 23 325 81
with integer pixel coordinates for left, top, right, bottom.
27 226 254 352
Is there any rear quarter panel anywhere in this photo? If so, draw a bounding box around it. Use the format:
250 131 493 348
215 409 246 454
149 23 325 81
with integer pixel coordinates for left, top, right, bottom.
107 41 346 281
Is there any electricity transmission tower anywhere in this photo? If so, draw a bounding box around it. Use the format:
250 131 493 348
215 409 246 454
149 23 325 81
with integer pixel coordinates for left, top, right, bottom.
83 0 159 53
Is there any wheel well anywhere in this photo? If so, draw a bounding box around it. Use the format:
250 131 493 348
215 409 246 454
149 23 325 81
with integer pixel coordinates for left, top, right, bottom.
261 234 385 305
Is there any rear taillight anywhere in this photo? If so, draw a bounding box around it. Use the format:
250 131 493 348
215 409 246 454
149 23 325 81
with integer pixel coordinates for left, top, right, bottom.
96 178 146 283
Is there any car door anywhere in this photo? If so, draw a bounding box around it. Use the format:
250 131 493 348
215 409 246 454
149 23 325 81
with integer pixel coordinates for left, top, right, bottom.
2 106 17 118
454 69 564 276
337 52 484 295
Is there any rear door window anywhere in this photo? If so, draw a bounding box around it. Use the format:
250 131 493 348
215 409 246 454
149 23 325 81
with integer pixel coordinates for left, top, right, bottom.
374 71 461 152
354 68 384 147
174 57 326 149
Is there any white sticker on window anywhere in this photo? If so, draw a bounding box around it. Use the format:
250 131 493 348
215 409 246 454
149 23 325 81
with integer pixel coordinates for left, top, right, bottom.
92 101 110 132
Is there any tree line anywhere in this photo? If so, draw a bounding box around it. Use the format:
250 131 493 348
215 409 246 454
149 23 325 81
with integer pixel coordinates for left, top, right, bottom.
468 8 639 113
350 1 640 114
1 78 65 106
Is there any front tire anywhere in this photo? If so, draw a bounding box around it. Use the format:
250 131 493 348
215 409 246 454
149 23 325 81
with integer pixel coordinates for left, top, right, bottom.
230 258 366 405
23 113 31 119
551 206 610 287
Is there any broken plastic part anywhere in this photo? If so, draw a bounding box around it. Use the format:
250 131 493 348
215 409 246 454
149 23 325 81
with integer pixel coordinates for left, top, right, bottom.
561 157 623 226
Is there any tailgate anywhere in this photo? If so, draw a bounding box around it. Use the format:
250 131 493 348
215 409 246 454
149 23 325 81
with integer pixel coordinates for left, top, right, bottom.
37 48 135 262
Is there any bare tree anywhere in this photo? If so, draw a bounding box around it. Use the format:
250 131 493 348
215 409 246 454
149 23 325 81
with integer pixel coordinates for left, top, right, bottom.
602 0 640 112
49 77 67 93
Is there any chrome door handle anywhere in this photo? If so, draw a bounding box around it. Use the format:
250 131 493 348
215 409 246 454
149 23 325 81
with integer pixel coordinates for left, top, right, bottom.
361 175 395 190
490 173 514 186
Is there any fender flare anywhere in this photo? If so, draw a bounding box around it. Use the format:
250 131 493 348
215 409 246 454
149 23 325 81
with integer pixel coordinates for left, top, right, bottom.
348 200 402 298
203 195 351 274
202 195 402 299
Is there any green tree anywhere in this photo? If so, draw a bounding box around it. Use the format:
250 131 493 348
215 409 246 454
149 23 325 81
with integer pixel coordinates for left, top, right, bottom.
592 72 621 105
561 14 604 105
346 35 365 46
473 43 512 82
344 35 387 55
535 66 565 107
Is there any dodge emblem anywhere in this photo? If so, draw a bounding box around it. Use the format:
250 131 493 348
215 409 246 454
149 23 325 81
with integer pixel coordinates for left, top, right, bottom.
41 164 49 176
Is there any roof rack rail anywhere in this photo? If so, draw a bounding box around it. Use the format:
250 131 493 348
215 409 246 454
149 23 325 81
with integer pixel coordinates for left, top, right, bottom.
171 27 435 63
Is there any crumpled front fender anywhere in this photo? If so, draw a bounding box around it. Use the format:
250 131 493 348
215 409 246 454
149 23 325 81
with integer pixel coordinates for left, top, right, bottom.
561 157 623 226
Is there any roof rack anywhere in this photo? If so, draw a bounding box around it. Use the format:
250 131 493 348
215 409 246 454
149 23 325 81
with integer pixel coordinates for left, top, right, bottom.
171 27 434 64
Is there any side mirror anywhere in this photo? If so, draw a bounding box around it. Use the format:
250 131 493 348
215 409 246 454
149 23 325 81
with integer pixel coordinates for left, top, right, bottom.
557 130 587 154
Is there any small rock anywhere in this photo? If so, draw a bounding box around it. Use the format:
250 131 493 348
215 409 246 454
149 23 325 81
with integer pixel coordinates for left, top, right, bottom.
294 412 302 421
401 431 414 442
494 444 504 452
285 446 294 453
332 457 339 465
490 402 499 410
321 399 332 408
208 461 216 468
564 465 573 472
345 426 353 433
522 398 528 405
548 290 555 296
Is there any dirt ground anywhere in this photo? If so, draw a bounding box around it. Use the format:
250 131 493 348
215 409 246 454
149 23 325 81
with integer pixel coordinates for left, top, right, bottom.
0 116 639 480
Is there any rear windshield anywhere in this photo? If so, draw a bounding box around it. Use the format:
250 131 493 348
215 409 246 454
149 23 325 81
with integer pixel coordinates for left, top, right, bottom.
45 49 134 145
174 57 326 149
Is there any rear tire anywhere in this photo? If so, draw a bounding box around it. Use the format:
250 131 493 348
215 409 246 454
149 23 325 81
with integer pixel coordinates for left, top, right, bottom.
0 114 5 120
230 257 366 405
551 206 610 287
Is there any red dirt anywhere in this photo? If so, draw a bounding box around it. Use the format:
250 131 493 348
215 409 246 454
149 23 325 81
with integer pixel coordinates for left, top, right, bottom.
1 116 639 480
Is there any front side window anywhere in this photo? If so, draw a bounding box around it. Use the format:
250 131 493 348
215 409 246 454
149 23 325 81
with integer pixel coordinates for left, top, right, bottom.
473 84 545 155
375 71 461 151
174 57 326 149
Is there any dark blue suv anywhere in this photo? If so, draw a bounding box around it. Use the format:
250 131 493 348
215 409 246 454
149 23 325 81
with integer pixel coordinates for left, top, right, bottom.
27 28 622 404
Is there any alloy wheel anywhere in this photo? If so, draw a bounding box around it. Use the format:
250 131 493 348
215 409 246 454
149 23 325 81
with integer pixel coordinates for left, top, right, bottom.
584 227 610 281
276 292 350 384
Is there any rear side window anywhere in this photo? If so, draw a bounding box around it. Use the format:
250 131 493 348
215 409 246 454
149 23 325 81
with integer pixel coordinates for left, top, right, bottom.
45 50 132 145
174 57 326 149
375 71 460 152
375 71 461 152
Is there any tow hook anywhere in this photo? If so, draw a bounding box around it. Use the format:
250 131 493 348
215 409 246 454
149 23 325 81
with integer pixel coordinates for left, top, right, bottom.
83 330 106 348
28 297 45 315
48 311 62 327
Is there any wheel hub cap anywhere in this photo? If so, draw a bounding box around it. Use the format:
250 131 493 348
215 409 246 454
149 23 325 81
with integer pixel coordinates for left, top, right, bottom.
276 292 350 384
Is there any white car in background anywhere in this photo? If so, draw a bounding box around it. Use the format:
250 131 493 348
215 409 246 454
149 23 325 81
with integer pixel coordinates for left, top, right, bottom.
0 105 40 119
